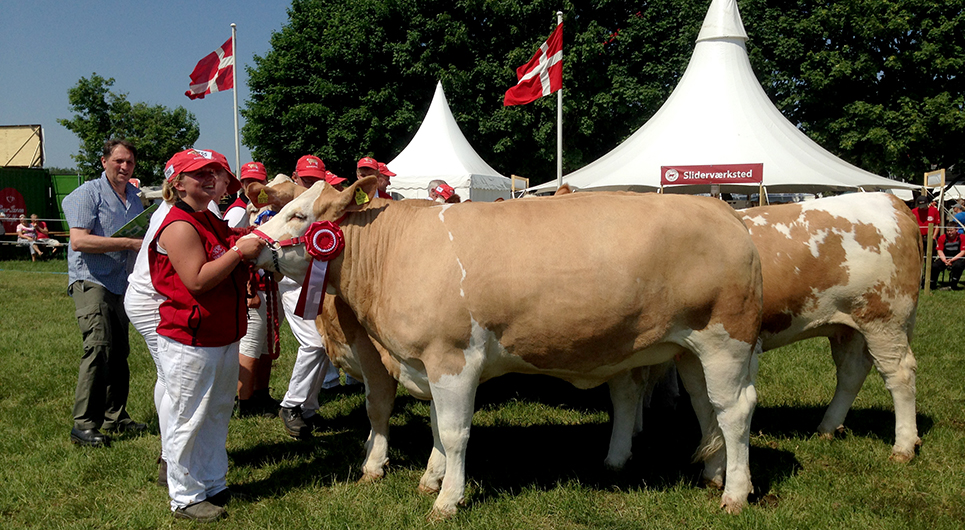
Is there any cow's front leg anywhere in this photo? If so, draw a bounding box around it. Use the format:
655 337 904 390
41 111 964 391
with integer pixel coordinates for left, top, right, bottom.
606 369 647 469
418 401 446 494
357 340 398 482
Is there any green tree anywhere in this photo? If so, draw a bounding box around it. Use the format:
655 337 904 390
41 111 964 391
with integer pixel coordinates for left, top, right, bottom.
59 73 201 184
244 0 707 184
744 0 965 181
244 0 964 186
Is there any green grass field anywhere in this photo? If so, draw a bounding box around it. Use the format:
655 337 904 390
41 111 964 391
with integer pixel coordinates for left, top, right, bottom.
1 258 963 529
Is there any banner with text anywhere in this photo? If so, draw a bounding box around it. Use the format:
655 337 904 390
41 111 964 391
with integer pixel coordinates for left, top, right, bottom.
661 163 763 186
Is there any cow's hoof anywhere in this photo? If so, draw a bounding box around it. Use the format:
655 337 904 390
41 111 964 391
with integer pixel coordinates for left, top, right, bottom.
889 449 915 463
720 495 746 515
603 456 628 471
426 505 457 522
418 483 441 495
700 476 724 491
818 432 835 441
357 472 383 484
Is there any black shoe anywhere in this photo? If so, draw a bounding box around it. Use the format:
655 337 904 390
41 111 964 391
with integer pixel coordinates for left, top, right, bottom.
303 413 326 433
174 500 226 522
103 419 147 434
279 406 310 439
238 393 280 418
70 427 111 447
207 488 232 507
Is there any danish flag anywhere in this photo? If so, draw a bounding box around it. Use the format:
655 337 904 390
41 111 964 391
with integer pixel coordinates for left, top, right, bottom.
185 38 234 100
503 23 563 106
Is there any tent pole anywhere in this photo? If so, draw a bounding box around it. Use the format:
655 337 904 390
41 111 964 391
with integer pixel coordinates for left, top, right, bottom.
231 23 241 182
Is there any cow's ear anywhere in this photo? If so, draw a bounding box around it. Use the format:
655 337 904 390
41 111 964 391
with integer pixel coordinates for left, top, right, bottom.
338 176 380 213
245 182 270 207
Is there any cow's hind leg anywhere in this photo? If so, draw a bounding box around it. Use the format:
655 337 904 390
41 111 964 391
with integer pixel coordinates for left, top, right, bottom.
684 334 759 514
818 331 872 439
865 333 919 462
674 350 726 489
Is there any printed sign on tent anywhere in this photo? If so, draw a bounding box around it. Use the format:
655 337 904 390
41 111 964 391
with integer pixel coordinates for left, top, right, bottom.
661 164 763 186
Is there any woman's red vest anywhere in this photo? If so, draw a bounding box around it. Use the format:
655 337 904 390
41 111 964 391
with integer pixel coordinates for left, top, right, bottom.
149 202 247 347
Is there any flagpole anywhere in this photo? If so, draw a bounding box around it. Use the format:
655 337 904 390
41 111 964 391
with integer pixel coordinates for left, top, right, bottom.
556 11 563 190
231 23 241 179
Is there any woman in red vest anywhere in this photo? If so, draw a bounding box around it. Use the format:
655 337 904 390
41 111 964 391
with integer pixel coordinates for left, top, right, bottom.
149 149 264 522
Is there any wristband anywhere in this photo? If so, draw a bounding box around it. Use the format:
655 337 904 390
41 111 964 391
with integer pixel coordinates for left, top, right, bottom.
231 246 245 261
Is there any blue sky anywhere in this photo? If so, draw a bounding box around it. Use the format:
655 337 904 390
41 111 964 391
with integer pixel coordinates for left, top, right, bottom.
0 0 291 170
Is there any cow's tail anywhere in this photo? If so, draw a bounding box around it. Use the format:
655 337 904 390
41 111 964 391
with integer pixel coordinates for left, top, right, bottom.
692 429 725 464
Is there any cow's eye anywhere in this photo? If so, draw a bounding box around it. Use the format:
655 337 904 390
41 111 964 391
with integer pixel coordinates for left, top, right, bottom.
291 213 306 221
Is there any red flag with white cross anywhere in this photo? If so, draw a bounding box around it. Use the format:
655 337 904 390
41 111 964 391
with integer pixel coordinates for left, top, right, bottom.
503 23 563 106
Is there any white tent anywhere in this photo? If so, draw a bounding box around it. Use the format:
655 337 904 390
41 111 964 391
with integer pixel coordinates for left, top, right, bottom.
531 0 917 195
386 82 512 202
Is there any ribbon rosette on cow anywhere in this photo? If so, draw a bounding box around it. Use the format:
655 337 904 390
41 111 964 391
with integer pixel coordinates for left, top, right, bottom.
293 221 345 319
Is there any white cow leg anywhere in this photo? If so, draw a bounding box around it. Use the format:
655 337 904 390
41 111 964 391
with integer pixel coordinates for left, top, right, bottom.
359 372 398 482
674 351 725 489
418 401 446 495
865 335 919 462
696 339 759 515
819 331 872 439
605 369 646 470
357 340 399 482
425 373 479 520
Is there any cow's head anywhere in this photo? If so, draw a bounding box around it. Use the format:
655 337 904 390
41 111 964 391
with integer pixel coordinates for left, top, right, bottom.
244 173 306 211
245 176 380 280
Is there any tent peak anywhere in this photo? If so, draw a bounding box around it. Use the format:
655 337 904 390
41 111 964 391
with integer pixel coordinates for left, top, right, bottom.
696 0 748 43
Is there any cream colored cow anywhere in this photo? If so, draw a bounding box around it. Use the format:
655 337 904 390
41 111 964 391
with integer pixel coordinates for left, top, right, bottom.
246 177 763 517
606 192 922 469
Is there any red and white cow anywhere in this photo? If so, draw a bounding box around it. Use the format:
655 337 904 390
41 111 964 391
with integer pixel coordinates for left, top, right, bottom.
246 177 764 517
605 192 921 469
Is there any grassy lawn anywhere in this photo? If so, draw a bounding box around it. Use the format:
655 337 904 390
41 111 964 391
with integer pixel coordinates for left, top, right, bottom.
0 257 963 529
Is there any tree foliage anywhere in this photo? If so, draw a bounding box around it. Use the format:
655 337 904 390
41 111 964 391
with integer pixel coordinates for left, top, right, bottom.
243 0 965 186
59 74 201 184
744 0 965 182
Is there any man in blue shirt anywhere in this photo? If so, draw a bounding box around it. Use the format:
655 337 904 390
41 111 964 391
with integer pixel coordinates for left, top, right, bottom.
63 139 146 447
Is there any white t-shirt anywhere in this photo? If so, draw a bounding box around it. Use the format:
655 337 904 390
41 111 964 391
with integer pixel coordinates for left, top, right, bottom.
126 200 222 295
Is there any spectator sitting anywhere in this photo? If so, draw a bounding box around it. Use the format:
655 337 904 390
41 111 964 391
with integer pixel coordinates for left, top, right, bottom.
951 204 965 234
31 214 64 253
930 223 965 291
16 214 44 261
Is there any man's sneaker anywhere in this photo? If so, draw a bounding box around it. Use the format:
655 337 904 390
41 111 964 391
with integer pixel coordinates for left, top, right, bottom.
207 488 232 507
174 500 226 522
279 406 310 438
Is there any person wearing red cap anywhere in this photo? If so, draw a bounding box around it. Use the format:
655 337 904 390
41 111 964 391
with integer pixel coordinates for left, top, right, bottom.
324 170 347 190
427 179 460 204
149 148 265 522
223 161 267 228
126 157 230 488
356 157 394 199
277 155 346 438
226 161 280 419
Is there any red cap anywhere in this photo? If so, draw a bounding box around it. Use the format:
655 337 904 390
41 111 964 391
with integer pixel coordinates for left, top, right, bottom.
164 148 240 194
357 157 379 170
378 162 396 177
240 161 267 182
433 183 455 200
296 155 326 179
324 171 347 186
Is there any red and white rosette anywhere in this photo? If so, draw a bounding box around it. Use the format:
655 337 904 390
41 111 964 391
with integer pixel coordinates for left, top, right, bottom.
294 221 345 320
302 221 344 261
